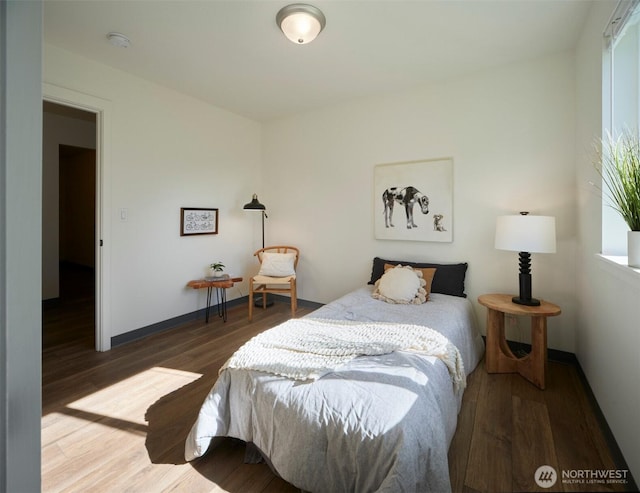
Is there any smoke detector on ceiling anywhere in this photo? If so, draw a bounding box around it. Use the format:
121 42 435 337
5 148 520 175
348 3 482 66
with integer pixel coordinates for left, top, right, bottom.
106 32 131 48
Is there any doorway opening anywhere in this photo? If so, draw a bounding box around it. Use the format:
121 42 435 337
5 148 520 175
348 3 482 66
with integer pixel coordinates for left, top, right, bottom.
42 102 98 354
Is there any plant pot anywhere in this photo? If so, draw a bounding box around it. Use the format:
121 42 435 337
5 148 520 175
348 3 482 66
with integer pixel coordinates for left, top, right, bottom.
629 231 640 268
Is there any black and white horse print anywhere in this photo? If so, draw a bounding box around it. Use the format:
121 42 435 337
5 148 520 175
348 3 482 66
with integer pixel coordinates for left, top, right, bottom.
382 186 430 229
433 214 447 232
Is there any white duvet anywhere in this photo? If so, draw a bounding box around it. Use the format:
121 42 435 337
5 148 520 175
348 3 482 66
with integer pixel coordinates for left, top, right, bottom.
185 287 485 492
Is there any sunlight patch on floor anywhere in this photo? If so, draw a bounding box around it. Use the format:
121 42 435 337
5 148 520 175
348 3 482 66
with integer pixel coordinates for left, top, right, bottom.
42 367 204 489
66 366 202 426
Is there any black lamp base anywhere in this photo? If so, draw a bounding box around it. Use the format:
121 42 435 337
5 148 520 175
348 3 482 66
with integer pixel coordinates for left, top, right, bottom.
512 296 541 307
512 252 541 307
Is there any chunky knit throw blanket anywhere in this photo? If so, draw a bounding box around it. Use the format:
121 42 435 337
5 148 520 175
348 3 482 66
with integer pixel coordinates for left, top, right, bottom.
221 318 466 392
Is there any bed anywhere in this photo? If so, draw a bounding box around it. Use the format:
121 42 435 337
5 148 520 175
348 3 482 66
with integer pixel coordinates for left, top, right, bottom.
185 258 485 492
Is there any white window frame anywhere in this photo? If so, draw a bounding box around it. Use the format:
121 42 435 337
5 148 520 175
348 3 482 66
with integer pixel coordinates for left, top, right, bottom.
602 0 640 257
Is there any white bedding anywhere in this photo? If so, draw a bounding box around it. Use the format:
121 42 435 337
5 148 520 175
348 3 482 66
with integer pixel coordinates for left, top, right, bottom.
220 317 466 390
185 286 485 492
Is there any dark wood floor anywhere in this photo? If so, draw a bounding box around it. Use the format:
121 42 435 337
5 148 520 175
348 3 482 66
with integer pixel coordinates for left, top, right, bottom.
42 266 634 492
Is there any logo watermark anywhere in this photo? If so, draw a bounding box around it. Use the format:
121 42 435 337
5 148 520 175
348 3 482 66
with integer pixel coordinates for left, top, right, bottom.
534 465 629 489
535 465 557 488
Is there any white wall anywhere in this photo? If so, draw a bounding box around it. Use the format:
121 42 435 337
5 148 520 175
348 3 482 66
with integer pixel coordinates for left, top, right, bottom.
263 51 578 351
44 44 263 338
576 0 640 480
42 110 96 300
1 1 43 490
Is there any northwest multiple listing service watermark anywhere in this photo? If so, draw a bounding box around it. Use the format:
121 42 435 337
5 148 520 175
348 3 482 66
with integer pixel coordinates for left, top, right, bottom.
534 465 629 489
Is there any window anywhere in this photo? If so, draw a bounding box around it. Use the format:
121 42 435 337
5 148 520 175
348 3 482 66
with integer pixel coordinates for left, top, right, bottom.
602 0 640 256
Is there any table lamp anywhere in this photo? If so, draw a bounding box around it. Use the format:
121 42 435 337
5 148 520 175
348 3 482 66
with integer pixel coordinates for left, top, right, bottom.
495 212 556 306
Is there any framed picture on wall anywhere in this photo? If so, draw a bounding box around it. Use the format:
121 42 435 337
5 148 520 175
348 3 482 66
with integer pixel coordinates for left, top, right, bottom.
180 207 219 236
374 158 453 242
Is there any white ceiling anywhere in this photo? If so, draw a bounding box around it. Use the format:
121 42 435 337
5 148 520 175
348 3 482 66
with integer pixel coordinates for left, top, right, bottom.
43 0 593 122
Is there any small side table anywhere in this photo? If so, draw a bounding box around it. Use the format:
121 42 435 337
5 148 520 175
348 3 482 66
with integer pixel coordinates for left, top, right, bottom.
478 293 561 389
187 276 242 323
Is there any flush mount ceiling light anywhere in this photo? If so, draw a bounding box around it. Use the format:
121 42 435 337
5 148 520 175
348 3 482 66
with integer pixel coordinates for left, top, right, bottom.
276 4 326 44
106 32 131 48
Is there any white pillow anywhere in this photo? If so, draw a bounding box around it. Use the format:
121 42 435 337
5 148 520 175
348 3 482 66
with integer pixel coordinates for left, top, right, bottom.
372 265 427 304
258 252 296 277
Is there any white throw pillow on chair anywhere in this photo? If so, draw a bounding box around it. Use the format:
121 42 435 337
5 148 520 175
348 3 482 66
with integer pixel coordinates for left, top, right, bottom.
258 252 296 277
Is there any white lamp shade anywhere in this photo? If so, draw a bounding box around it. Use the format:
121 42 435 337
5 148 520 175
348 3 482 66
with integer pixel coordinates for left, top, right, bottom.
495 215 556 253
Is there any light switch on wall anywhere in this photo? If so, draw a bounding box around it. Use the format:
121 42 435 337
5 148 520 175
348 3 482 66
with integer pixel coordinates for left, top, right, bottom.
120 208 128 221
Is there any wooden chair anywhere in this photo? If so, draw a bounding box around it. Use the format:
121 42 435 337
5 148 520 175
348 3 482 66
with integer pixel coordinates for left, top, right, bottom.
249 246 299 321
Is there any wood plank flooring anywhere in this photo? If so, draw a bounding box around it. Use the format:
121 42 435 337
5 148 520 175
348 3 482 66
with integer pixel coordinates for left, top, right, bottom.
43 266 634 492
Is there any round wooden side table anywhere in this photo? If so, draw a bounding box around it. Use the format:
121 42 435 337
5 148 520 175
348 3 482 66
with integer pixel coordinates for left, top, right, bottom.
478 293 561 389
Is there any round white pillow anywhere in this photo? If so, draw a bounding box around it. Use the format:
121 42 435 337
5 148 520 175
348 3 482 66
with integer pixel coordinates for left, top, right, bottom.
376 266 421 302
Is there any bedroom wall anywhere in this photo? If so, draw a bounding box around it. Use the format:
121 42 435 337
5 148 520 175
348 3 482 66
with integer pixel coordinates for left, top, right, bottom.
43 44 263 339
575 0 640 480
262 51 578 352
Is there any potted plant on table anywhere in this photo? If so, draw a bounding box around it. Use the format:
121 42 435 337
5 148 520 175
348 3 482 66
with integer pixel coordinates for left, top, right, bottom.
209 261 225 278
597 131 640 267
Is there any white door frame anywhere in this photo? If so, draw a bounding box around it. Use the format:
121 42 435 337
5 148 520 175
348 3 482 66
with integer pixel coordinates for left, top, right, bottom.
43 82 112 351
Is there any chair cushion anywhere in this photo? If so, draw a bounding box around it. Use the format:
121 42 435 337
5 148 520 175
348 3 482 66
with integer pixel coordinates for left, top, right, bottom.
252 274 295 284
258 252 296 277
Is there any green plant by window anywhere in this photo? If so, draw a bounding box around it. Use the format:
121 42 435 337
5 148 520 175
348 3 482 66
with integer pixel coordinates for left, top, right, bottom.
597 131 640 232
210 261 225 272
